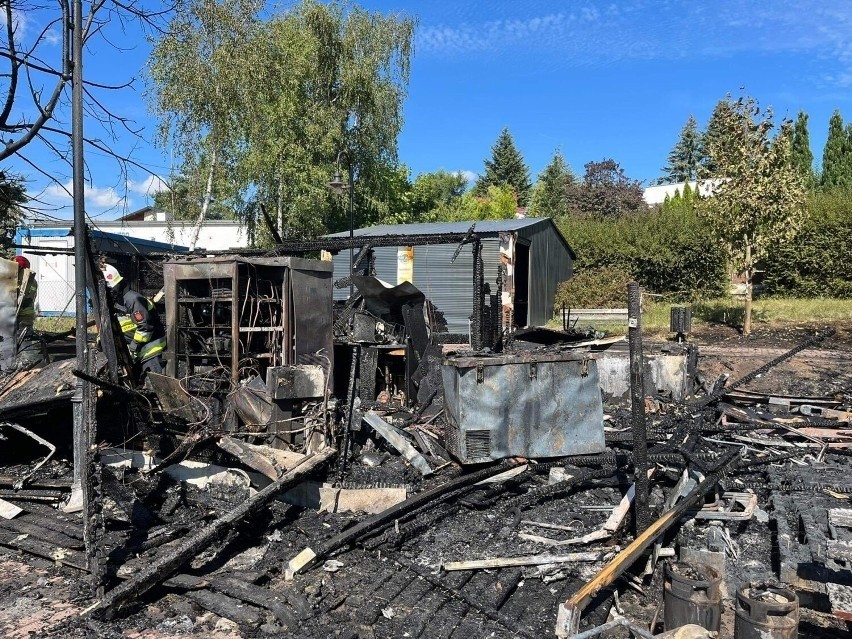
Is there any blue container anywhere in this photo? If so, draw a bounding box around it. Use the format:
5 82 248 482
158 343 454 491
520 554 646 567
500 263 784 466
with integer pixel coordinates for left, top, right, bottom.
441 352 606 463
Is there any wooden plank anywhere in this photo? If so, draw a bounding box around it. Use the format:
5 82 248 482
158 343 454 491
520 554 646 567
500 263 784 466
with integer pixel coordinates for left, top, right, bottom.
184 589 262 627
443 551 612 571
92 448 334 617
554 463 735 637
0 517 83 549
0 497 22 519
0 534 88 571
827 539 852 562
830 509 852 529
827 583 852 622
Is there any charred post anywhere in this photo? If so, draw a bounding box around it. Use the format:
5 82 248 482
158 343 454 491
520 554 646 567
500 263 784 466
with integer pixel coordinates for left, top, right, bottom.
628 281 651 534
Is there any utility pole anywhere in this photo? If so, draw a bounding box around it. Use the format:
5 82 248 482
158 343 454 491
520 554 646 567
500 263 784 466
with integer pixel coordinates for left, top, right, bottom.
65 0 88 514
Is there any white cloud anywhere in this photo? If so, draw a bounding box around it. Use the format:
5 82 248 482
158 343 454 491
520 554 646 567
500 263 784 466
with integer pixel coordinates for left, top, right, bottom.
127 174 169 196
43 28 61 46
0 8 30 40
459 170 477 184
44 180 125 209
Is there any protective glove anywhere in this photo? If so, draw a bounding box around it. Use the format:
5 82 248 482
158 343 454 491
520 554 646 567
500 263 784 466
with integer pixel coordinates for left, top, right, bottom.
128 340 139 355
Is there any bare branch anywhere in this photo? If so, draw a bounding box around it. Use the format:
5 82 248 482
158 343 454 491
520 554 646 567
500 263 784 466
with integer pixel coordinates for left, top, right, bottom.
0 0 20 126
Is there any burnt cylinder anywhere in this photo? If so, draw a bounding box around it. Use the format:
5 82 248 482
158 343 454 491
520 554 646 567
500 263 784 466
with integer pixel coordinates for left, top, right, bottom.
664 561 722 632
734 583 799 639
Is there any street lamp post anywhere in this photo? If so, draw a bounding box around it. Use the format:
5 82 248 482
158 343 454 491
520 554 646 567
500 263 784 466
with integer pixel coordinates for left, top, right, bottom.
328 150 355 297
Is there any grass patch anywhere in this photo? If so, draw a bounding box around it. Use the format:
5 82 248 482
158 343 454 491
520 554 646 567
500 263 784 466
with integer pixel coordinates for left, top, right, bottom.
35 316 77 334
549 297 852 337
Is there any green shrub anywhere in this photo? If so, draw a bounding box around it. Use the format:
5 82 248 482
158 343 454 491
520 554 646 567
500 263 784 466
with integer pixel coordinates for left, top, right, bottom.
762 189 852 298
554 266 633 309
556 189 728 301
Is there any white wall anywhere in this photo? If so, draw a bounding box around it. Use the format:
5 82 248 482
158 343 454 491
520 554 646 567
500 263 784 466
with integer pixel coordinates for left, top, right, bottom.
96 220 249 251
642 180 722 206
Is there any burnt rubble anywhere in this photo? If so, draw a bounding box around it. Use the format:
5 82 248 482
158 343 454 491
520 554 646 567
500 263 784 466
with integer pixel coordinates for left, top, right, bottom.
0 237 851 637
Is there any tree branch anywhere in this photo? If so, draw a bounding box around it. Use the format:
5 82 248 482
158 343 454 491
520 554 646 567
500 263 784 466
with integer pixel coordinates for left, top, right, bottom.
0 0 19 126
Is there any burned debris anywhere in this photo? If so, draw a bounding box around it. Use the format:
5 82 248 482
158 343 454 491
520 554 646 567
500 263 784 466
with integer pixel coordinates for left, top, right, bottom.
0 226 851 638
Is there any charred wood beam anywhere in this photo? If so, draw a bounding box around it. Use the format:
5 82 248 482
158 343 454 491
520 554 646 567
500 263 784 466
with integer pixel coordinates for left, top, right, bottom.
627 282 650 533
286 460 526 578
90 448 334 618
554 448 741 637
0 422 56 490
166 573 297 628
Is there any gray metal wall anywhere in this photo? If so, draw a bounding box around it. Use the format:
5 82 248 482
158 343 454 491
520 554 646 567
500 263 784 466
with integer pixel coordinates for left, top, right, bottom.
517 221 573 326
333 240 501 334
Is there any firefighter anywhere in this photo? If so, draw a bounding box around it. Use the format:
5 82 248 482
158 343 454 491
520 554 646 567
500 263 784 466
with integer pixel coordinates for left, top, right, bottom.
12 255 43 369
101 264 166 377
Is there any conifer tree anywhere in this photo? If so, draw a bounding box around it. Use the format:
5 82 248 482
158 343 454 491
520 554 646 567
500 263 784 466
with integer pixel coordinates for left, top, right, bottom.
821 110 848 189
529 150 573 217
660 115 702 183
791 111 815 188
701 99 736 175
474 128 532 206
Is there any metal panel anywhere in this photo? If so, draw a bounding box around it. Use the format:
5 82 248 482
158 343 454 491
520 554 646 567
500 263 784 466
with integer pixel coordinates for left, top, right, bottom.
441 352 605 463
0 259 17 371
334 241 502 334
516 219 573 327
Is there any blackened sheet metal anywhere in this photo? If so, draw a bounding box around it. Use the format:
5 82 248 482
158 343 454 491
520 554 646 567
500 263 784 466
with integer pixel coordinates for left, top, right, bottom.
441 352 605 462
351 276 425 317
290 265 333 372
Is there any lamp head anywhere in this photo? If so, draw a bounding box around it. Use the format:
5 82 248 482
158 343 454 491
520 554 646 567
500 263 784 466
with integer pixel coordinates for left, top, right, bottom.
328 172 348 195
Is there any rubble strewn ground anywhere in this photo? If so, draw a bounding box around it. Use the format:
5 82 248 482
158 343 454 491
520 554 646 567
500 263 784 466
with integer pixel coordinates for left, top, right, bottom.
1 322 851 638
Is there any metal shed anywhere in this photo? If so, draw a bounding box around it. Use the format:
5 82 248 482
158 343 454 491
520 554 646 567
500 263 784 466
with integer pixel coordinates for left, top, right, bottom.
327 218 574 334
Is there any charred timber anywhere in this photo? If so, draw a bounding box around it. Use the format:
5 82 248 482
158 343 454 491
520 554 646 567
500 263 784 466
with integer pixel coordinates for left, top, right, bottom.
91 448 335 618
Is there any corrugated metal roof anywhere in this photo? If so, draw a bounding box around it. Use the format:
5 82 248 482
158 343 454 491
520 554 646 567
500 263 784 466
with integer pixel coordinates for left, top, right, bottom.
326 217 575 260
325 217 551 238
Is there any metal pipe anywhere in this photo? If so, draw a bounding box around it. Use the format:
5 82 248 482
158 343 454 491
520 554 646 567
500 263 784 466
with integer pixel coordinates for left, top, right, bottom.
66 0 87 515
628 281 650 533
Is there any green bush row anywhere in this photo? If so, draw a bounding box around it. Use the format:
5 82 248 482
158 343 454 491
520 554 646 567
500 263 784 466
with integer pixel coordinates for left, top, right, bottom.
555 198 729 308
762 190 852 298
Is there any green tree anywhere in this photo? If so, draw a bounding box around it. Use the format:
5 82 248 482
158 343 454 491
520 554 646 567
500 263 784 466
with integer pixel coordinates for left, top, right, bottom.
148 0 414 245
698 95 806 335
659 115 702 183
821 110 848 189
791 111 815 188
701 99 736 174
153 156 242 222
148 0 261 246
529 150 573 218
567 159 645 217
473 128 532 206
0 173 27 259
430 184 517 222
407 170 467 220
236 1 414 241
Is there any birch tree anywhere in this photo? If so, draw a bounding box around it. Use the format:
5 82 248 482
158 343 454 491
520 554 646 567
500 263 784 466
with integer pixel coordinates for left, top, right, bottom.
147 0 261 244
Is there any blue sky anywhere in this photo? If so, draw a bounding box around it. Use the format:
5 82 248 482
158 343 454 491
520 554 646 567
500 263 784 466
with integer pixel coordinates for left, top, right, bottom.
7 0 852 220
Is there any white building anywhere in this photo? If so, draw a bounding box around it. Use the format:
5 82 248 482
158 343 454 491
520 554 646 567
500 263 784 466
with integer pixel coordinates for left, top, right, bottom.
642 180 722 206
16 208 250 316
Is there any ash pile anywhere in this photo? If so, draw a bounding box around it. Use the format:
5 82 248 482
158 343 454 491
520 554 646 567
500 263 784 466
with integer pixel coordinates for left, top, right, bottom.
0 243 851 639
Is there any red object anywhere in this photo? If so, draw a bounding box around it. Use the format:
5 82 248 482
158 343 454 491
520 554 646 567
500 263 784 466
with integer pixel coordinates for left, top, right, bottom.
13 255 30 270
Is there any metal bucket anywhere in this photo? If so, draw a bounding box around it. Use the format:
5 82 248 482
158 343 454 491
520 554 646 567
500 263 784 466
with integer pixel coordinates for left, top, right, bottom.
664 561 722 632
734 583 799 639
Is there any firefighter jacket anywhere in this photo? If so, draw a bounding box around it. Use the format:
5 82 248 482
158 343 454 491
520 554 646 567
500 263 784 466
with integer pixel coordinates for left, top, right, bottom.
16 268 37 330
115 287 166 363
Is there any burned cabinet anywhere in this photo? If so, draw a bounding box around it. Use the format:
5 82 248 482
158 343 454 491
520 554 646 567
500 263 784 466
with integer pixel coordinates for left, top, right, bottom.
163 256 333 389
